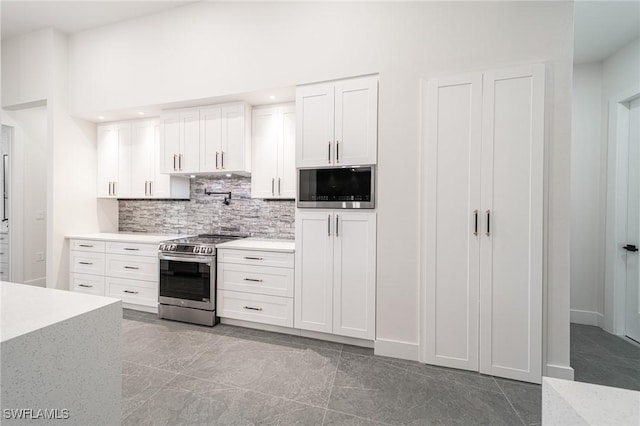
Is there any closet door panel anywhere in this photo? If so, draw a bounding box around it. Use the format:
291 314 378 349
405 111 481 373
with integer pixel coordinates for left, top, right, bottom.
479 64 544 383
424 74 481 371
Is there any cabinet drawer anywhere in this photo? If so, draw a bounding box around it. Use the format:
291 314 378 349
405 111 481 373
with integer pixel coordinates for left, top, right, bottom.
70 251 105 275
218 263 293 298
106 277 157 307
106 241 159 257
217 290 293 327
70 239 106 253
106 253 158 281
218 249 294 268
70 273 105 296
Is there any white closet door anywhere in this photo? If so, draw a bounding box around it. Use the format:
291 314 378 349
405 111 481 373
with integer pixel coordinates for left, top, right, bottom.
424 74 482 371
479 64 544 383
294 211 334 333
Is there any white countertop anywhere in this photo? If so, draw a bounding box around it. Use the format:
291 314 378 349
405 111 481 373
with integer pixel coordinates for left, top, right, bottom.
0 281 120 342
66 232 188 244
216 238 295 252
542 377 640 425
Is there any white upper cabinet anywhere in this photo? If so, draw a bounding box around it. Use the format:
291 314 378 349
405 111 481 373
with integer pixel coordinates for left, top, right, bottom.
200 106 223 172
97 123 131 198
296 75 378 167
161 108 200 174
220 103 251 173
251 103 296 199
98 119 189 200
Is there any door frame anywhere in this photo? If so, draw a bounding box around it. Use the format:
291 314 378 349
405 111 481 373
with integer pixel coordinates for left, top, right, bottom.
604 89 640 335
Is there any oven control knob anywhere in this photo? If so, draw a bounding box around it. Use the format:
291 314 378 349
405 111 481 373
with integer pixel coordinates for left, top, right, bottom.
194 247 200 254
207 247 213 254
159 243 165 250
169 244 177 251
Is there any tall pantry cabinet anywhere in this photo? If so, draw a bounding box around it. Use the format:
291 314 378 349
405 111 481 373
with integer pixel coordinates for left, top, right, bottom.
422 64 545 383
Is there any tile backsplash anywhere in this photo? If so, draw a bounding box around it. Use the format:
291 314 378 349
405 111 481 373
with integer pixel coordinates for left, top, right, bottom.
119 176 295 239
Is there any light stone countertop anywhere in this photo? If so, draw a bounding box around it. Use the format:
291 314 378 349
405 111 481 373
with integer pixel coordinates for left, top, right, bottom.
65 232 189 244
216 238 295 253
542 377 640 425
0 281 120 342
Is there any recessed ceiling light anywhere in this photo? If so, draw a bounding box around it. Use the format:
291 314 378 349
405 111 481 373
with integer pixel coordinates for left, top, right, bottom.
190 175 196 179
98 116 105 120
137 112 145 116
269 95 275 100
225 174 232 177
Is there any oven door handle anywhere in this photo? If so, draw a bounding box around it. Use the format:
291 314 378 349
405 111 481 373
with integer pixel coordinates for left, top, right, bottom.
158 254 213 264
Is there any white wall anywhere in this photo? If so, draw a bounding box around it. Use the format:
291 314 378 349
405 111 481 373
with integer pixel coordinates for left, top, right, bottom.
571 63 605 326
9 2 575 377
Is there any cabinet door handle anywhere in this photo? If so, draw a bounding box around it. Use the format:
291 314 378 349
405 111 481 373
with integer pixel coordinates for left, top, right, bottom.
123 248 139 251
243 306 263 311
145 181 148 196
473 210 478 236
123 266 140 270
149 181 153 196
108 182 112 196
328 142 331 164
79 244 93 248
278 178 281 195
243 278 263 283
272 178 275 196
336 141 340 163
173 154 177 171
113 182 117 196
486 210 491 236
243 256 263 261
123 290 139 294
78 284 93 288
78 262 93 265
179 154 183 171
336 214 339 237
216 152 219 169
221 151 225 169
328 214 331 236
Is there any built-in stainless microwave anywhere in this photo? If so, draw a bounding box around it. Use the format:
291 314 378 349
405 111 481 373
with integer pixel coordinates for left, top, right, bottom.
297 166 375 209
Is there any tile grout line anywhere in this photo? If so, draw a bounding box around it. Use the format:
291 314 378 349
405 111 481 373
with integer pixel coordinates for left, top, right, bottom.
321 345 343 425
493 377 526 426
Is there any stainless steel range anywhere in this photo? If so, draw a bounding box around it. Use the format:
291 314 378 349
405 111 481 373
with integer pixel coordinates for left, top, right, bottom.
158 234 245 326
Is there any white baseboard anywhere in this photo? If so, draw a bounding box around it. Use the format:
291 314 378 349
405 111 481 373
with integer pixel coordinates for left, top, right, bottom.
220 317 373 348
23 278 46 287
570 309 604 327
545 364 575 381
374 338 420 362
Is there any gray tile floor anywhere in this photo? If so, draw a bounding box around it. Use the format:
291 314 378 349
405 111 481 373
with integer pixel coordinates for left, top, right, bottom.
121 309 541 425
571 323 640 391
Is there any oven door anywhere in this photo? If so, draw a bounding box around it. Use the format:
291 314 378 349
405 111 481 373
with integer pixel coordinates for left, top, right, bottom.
158 253 215 311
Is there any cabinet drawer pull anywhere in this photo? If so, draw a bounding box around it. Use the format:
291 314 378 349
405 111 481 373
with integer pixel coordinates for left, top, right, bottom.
243 278 263 283
78 244 94 248
78 284 93 288
123 266 140 270
123 290 139 294
123 248 140 251
243 306 263 311
78 262 93 265
243 256 263 261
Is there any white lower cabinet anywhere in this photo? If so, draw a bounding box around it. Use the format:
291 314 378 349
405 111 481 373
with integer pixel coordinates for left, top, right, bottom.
217 247 294 327
69 238 159 312
295 210 376 340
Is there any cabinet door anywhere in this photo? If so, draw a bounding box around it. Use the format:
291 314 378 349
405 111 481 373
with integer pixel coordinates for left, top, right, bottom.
200 106 223 172
479 64 544 384
333 212 376 340
130 121 156 198
296 83 335 167
160 112 180 174
115 124 132 198
334 76 378 165
221 103 247 172
423 74 482 371
180 110 200 174
251 107 279 198
278 104 297 198
294 211 334 333
97 125 118 198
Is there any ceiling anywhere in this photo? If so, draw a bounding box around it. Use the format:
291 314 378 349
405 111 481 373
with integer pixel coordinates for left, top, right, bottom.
574 0 640 64
1 1 196 40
